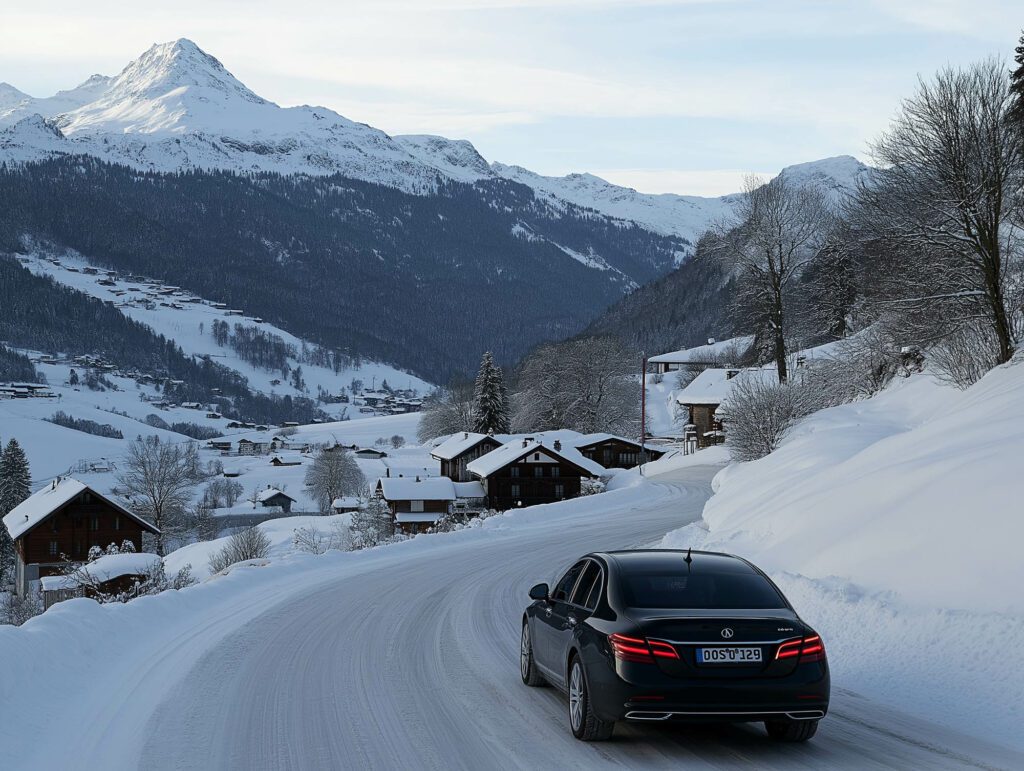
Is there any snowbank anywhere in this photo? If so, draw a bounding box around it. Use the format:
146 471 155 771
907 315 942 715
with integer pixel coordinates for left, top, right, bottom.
662 359 1024 750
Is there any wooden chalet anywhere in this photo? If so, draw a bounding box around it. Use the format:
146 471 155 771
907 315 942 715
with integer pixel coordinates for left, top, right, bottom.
256 487 295 513
574 433 665 469
270 455 302 467
376 476 457 534
2 478 160 598
648 335 754 375
354 448 388 460
676 367 776 448
430 431 503 482
465 438 604 511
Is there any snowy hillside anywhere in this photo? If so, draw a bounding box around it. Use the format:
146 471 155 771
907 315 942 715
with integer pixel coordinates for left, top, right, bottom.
22 251 431 400
662 358 1024 749
0 38 868 249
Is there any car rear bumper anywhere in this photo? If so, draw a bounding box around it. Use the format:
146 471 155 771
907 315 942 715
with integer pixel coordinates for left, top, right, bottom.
583 654 830 724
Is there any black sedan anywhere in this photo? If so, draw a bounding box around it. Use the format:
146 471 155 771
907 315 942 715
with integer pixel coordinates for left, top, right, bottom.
520 549 829 742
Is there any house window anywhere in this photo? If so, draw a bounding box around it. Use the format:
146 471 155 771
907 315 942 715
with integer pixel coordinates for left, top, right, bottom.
114 516 121 531
533 453 540 461
511 484 520 498
534 466 544 477
555 484 565 499
89 516 100 531
550 467 560 478
619 452 638 466
410 500 424 513
49 541 58 556
510 466 520 478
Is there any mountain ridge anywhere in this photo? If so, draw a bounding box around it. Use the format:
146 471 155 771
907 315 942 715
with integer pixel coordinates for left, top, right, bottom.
0 38 868 253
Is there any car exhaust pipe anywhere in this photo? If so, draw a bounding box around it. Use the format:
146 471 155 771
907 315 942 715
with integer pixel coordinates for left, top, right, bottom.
784 710 825 720
624 711 672 721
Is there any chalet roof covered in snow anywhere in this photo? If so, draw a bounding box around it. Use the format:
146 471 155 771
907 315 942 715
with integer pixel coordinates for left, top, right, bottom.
429 431 506 460
41 552 164 591
648 335 754 365
331 496 362 509
466 438 604 479
378 476 457 501
3 477 159 541
573 432 642 449
256 487 294 503
676 367 777 406
453 481 486 499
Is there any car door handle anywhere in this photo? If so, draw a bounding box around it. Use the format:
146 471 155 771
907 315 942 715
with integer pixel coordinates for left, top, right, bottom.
545 606 553 617
568 615 578 626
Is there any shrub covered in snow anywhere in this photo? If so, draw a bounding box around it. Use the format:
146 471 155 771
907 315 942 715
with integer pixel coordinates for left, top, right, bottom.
208 526 272 573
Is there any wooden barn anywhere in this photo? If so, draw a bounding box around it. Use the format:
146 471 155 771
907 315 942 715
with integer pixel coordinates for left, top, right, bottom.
466 438 604 511
2 477 159 598
256 487 296 513
430 431 503 482
574 433 665 469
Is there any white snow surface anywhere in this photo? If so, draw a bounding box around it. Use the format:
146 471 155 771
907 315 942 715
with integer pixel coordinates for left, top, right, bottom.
378 475 457 501
0 38 869 247
662 358 1024 749
1 454 1019 768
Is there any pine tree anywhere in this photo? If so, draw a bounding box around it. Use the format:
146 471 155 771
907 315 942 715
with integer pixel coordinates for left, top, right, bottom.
473 352 510 434
1011 31 1024 128
0 438 32 587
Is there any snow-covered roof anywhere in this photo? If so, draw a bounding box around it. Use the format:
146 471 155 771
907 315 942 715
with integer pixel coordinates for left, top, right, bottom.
573 432 640 449
331 496 362 509
256 487 294 503
378 476 457 501
3 477 159 541
649 335 754 365
430 431 504 461
466 438 604 478
676 367 777 406
453 481 486 499
40 553 162 591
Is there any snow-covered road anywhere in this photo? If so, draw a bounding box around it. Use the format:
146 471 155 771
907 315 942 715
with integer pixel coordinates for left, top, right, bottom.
138 464 1021 771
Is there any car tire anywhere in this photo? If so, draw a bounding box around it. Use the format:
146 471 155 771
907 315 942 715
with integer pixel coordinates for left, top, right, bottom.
764 719 819 742
568 657 614 741
520 622 547 687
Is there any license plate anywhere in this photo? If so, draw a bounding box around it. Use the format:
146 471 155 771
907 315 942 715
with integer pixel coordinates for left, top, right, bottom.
697 646 763 664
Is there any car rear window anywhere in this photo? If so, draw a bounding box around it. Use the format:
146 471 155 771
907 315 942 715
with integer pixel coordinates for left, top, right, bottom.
619 570 786 610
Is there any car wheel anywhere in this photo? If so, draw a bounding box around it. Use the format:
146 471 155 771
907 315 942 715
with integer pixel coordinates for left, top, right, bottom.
765 719 819 742
520 622 546 687
568 657 614 741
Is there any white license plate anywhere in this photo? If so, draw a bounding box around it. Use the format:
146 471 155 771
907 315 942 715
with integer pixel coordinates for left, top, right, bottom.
697 646 763 664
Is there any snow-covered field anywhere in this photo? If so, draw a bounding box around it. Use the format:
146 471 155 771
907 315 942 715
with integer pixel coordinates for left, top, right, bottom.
662 357 1024 750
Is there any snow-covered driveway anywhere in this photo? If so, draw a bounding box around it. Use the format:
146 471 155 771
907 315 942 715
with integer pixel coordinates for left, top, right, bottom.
134 463 1020 771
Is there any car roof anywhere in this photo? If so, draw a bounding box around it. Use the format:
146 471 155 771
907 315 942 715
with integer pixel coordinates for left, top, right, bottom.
595 549 759 575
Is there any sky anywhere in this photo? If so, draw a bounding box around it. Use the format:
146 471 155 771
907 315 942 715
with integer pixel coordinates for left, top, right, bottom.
0 0 1018 195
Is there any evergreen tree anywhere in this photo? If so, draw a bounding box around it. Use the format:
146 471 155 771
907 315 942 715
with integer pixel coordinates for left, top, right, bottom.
0 438 32 586
1010 30 1024 127
473 351 510 434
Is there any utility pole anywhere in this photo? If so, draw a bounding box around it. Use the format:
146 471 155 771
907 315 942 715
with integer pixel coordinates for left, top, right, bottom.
639 352 647 476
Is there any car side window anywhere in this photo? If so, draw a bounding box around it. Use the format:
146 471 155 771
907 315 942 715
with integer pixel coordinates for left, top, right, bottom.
553 561 587 602
570 562 601 608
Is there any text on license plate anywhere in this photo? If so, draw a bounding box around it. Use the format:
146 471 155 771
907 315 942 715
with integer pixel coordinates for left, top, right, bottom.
697 646 762 664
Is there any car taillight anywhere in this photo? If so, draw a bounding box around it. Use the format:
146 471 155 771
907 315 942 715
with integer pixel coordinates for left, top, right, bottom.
608 634 679 663
775 634 826 663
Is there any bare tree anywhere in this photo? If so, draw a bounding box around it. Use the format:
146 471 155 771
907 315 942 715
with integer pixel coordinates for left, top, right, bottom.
855 58 1022 379
722 175 832 383
512 337 639 435
117 436 201 556
304 448 365 514
417 382 477 443
350 496 395 549
718 375 814 462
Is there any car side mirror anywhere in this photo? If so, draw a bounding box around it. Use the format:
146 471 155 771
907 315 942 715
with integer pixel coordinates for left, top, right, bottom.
529 582 550 602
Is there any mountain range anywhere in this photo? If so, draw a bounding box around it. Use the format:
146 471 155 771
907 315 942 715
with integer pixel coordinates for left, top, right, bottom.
0 39 869 380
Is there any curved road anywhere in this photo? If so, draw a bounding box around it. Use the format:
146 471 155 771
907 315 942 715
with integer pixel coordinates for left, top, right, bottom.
142 465 1020 770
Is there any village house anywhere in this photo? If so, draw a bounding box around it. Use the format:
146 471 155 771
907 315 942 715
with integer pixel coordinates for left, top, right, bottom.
354 447 388 460
466 438 604 511
574 433 665 469
39 552 162 609
376 476 456 534
269 455 302 467
648 335 754 375
256 487 295 513
431 431 503 482
676 367 777 448
330 497 362 514
2 477 160 598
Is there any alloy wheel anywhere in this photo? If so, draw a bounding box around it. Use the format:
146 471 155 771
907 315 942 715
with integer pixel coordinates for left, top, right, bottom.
568 661 584 732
